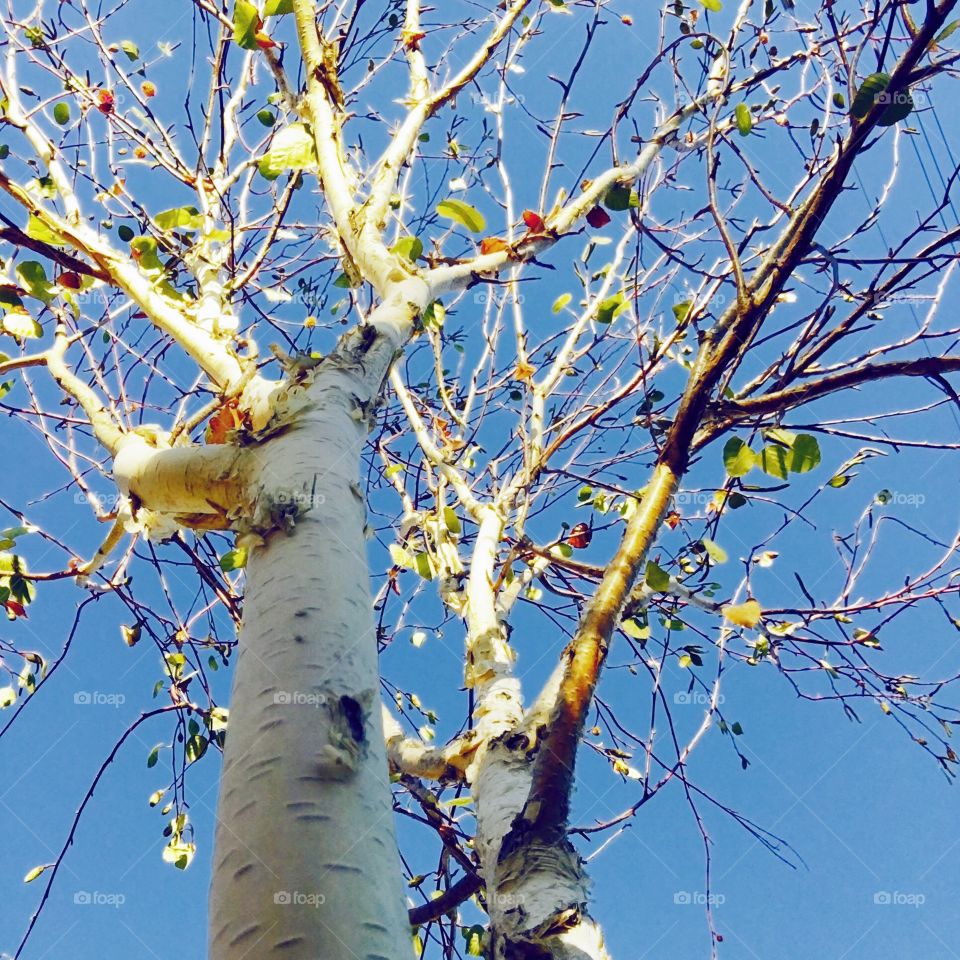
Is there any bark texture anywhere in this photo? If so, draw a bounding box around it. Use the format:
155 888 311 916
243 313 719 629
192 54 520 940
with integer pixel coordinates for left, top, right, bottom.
210 390 401 957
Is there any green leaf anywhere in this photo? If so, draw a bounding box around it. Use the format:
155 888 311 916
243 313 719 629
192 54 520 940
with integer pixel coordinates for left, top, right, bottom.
53 102 70 126
120 40 140 61
701 539 728 564
413 552 434 581
602 182 634 211
117 224 135 242
645 560 670 592
16 262 54 303
219 547 247 572
851 73 891 119
621 618 651 641
2 312 42 340
233 0 261 50
390 236 423 262
673 301 691 323
422 301 445 328
877 88 914 126
723 437 756 478
146 744 162 768
443 506 461 535
258 123 317 179
155 205 204 232
734 103 753 136
186 734 208 764
256 108 277 127
731 721 744 736
130 236 163 273
463 925 485 956
552 293 572 314
832 92 846 109
0 288 23 311
850 72 913 125
596 292 628 324
787 433 821 473
699 0 722 10
264 0 294 12
436 198 486 233
935 20 960 44
759 444 788 480
26 215 65 246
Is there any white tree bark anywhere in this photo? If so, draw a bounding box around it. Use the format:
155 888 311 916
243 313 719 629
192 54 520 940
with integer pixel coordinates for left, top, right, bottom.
208 287 427 960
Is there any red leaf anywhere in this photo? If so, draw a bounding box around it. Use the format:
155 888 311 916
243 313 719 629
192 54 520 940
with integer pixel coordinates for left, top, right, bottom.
255 31 277 50
522 210 546 233
4 601 27 619
96 90 115 115
567 522 592 549
58 272 82 289
586 206 611 229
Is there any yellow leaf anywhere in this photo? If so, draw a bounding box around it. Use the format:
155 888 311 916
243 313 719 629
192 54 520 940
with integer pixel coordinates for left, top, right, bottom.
513 361 536 383
723 599 762 628
24 865 47 883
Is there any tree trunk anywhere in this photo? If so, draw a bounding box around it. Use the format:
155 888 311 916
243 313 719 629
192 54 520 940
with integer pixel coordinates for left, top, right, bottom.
209 367 409 960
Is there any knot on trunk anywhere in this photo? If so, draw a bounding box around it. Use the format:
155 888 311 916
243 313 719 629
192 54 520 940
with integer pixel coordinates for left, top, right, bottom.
316 689 373 781
493 832 589 944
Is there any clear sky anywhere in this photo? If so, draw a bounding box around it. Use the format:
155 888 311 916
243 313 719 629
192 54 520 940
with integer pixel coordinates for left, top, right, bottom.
2 1 960 959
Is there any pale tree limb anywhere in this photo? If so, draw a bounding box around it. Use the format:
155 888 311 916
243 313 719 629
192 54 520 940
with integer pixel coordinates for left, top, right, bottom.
363 0 535 235
383 705 477 780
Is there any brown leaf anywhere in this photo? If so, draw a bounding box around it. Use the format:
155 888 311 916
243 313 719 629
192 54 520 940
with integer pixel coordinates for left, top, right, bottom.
480 237 510 255
586 206 611 229
206 399 247 444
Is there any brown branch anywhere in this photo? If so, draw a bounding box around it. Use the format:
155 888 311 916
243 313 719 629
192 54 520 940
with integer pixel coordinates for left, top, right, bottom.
506 0 960 849
407 873 483 927
701 355 960 441
0 223 109 281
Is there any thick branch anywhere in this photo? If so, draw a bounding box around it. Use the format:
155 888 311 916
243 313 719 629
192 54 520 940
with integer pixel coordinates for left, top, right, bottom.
701 355 960 441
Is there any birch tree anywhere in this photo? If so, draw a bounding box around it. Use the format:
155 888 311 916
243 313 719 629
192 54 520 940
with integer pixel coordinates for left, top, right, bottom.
3 0 960 958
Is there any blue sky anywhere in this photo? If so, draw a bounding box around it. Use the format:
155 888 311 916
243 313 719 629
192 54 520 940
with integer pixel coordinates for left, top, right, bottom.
3 1 960 958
